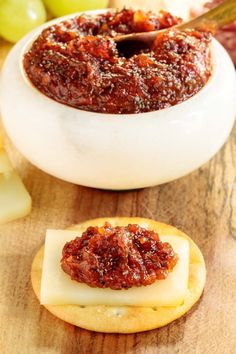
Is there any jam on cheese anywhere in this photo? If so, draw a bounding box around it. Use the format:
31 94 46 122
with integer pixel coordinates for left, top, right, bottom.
23 9 212 114
40 229 189 306
61 222 178 290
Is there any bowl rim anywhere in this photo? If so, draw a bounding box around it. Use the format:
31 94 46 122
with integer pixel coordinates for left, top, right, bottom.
18 8 218 120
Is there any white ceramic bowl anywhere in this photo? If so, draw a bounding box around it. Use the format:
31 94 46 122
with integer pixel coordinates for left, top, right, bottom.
1 12 236 190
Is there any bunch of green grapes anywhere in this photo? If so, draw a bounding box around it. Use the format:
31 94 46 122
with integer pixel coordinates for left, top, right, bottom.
43 0 109 17
0 0 108 43
0 0 46 42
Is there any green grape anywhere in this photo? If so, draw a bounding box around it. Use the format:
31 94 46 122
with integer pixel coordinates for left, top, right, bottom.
0 0 46 43
43 0 108 17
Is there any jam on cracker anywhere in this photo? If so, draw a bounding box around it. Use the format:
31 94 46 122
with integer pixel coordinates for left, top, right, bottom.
61 222 178 290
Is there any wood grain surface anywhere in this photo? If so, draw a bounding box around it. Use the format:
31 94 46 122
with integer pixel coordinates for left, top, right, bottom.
1 18 236 354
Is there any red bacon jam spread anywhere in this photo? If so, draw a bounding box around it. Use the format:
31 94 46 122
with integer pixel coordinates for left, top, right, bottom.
61 222 178 290
23 9 212 114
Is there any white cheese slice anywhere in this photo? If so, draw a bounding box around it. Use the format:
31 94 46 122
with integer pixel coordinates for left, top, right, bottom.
0 149 13 174
0 149 32 224
0 132 3 148
40 229 189 307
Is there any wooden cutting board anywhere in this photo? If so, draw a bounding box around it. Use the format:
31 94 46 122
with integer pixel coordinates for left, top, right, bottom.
1 11 236 354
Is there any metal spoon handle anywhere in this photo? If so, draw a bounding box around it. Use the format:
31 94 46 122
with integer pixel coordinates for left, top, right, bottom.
179 0 236 32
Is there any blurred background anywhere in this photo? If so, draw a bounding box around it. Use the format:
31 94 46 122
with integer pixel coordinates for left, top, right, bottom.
0 0 235 64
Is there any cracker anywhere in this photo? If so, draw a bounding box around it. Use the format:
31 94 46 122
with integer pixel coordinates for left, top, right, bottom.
31 217 206 333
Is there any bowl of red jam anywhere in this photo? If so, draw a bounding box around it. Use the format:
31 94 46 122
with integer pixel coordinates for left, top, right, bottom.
1 9 236 190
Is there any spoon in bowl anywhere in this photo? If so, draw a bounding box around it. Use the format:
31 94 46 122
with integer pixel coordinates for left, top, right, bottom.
115 0 236 50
